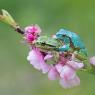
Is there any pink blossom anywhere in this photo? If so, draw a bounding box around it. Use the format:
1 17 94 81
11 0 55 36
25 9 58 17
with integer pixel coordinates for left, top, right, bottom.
27 48 50 73
27 48 41 70
55 60 81 88
58 63 80 89
24 24 41 42
89 56 95 66
25 24 41 34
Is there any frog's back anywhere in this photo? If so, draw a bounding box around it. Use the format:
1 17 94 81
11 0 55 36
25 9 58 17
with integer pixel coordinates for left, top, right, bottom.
46 38 61 47
56 29 85 49
37 36 61 47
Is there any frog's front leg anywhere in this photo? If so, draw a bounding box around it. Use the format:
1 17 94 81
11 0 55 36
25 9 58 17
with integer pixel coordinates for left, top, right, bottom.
58 44 70 52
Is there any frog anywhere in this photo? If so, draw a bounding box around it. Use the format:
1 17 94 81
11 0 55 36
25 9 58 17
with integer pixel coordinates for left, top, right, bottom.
35 35 63 51
55 29 88 61
35 35 64 63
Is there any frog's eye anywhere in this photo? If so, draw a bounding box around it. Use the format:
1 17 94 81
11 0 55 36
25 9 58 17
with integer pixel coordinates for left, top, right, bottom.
41 42 46 46
58 35 65 39
62 35 67 37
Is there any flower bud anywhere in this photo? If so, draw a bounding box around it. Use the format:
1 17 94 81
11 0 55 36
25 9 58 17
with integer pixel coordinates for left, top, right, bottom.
0 9 18 28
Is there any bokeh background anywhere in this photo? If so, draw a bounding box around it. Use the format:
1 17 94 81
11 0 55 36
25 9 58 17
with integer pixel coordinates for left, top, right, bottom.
0 0 95 95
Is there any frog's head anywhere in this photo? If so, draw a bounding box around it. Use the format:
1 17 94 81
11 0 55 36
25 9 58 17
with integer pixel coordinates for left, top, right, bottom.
56 29 67 39
35 36 51 50
35 36 62 51
56 29 71 44
35 41 47 50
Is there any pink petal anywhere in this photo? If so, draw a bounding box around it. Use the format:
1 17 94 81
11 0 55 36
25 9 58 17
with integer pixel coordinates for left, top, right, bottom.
25 24 41 34
89 56 95 66
34 48 50 74
59 75 80 89
66 61 84 70
44 54 53 60
48 66 59 80
40 62 50 74
55 63 63 73
25 34 35 42
27 49 41 70
60 65 76 80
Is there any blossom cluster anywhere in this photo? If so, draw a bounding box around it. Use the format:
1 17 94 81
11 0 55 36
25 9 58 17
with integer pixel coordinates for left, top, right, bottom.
24 25 86 88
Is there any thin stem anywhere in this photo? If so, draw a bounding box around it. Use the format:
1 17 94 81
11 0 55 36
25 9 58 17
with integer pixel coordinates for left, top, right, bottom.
15 27 24 34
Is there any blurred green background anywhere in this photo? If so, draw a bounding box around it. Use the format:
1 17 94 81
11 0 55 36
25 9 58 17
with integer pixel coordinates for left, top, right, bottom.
0 0 95 95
